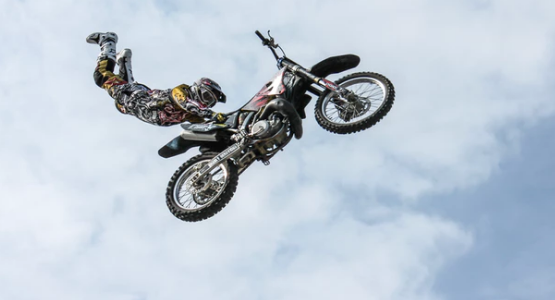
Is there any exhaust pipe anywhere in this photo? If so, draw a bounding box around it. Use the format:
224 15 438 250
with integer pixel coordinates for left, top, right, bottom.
259 98 303 139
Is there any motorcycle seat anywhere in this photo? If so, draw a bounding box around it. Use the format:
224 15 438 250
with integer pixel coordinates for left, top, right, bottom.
181 123 230 133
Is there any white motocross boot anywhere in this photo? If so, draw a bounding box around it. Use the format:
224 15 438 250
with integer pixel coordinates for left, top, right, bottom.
116 48 135 83
86 32 118 62
86 32 118 45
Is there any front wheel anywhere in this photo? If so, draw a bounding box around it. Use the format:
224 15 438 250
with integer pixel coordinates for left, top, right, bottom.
314 72 395 134
166 153 239 222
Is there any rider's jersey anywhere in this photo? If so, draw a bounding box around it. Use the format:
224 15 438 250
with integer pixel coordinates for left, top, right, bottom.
108 82 214 126
170 84 215 120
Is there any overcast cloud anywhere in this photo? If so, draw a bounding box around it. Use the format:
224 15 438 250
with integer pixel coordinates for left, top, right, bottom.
0 0 554 299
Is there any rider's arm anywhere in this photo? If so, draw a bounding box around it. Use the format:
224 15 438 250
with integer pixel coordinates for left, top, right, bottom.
171 85 225 122
182 100 215 119
186 103 226 122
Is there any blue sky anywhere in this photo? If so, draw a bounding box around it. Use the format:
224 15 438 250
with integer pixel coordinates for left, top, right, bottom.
0 0 554 299
430 116 555 300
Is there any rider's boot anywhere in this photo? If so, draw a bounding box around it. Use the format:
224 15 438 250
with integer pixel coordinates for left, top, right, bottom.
86 32 118 63
116 48 134 83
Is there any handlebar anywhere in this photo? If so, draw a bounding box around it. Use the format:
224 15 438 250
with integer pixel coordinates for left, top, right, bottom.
255 30 268 45
255 30 280 61
253 30 326 89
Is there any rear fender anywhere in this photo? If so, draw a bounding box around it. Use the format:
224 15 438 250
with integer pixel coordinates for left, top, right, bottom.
310 54 360 78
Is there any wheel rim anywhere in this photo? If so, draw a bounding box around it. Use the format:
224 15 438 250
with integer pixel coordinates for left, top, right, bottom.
173 160 229 212
320 77 387 125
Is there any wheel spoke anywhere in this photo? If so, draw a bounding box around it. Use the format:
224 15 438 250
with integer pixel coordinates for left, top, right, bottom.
326 107 337 116
180 196 194 208
319 75 390 126
171 161 230 212
182 189 193 197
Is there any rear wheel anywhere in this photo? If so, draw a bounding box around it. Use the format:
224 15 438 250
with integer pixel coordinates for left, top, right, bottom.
314 72 395 134
166 153 239 222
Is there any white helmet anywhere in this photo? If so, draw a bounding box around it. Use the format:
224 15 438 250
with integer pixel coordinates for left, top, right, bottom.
190 77 226 108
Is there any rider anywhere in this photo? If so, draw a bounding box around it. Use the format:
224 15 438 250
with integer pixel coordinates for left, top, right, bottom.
86 32 227 126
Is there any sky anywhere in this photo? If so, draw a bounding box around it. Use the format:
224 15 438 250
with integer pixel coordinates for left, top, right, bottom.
0 0 554 299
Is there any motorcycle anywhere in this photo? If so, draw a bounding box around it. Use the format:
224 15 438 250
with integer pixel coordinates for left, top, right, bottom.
159 30 395 222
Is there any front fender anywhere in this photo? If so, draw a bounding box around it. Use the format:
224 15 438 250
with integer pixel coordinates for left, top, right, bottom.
158 136 203 158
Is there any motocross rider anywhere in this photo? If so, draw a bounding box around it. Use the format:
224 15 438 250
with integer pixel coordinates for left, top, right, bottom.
86 32 227 126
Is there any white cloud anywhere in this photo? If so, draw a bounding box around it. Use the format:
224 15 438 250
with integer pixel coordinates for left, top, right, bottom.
0 0 554 299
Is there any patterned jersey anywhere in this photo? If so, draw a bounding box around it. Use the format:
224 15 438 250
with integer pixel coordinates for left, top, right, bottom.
108 83 215 126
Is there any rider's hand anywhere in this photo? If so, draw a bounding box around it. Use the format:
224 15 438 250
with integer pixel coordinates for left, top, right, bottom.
210 112 227 123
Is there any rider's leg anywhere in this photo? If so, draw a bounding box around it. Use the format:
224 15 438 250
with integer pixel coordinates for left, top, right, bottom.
116 48 135 83
87 32 127 93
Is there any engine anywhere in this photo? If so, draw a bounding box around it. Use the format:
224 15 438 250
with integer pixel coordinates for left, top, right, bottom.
251 118 282 139
250 116 289 155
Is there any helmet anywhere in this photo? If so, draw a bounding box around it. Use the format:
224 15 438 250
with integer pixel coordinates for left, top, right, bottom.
190 77 226 108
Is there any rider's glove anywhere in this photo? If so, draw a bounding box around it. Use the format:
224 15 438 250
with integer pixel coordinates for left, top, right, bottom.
211 112 227 123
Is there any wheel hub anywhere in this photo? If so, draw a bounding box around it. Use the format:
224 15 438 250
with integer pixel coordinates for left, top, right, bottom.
185 171 213 193
193 180 223 205
334 97 371 121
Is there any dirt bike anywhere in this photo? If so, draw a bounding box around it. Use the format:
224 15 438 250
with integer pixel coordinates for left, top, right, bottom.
159 30 395 222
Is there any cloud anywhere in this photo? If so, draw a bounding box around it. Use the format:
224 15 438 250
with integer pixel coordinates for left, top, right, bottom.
0 0 554 299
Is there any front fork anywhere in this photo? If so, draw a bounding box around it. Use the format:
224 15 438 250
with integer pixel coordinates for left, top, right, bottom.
189 129 254 186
